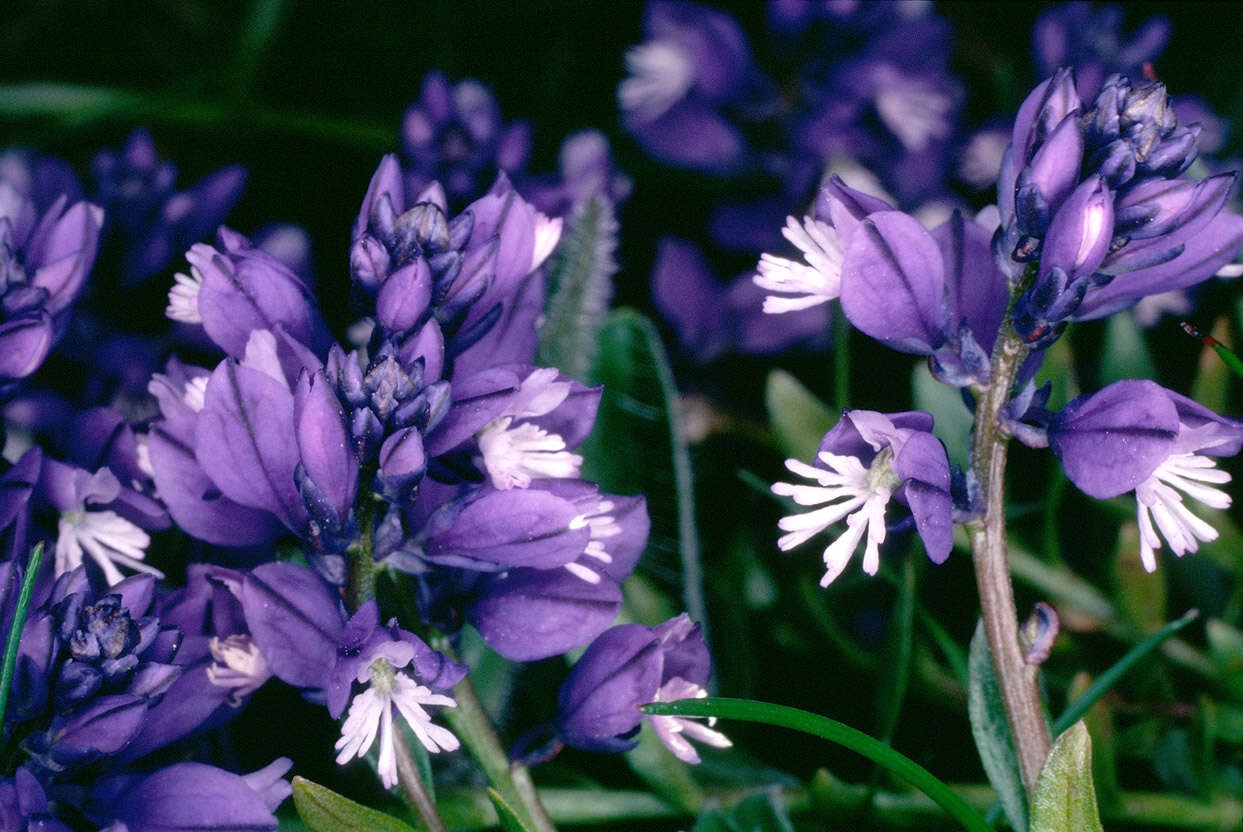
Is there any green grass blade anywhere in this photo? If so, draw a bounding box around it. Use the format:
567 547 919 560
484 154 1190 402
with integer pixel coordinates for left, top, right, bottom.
1052 609 1200 735
0 542 44 731
641 697 991 832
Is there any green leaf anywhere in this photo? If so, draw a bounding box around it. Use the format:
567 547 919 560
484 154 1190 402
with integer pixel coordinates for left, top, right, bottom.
0 82 143 121
967 622 1029 832
641 697 992 832
764 369 836 462
292 777 420 832
689 808 739 832
537 195 619 382
580 309 706 627
1029 722 1104 832
487 787 536 832
0 543 44 730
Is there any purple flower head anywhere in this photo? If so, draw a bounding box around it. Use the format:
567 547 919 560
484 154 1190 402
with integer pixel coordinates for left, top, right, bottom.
619 0 755 173
998 70 1243 343
0 183 104 393
555 614 729 763
816 191 1004 384
1033 3 1169 101
350 158 560 377
401 71 532 207
91 128 245 283
0 564 248 808
772 409 953 586
1049 380 1243 571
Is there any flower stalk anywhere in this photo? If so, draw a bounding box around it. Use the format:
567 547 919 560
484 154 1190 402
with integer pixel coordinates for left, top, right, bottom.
344 503 449 832
431 636 558 832
968 322 1051 796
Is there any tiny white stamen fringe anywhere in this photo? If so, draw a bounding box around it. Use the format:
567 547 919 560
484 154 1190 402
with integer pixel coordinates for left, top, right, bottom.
166 268 204 324
1134 452 1232 573
334 660 459 790
56 509 161 586
754 216 843 314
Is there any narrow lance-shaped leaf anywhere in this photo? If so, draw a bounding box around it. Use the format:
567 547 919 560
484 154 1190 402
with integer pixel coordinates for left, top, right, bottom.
581 309 706 631
538 195 619 382
967 622 1029 832
292 776 420 832
1029 722 1104 832
487 788 538 832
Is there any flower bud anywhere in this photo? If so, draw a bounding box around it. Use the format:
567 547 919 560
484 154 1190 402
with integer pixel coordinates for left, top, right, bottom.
376 258 432 335
1012 68 1080 164
1039 176 1114 281
1014 113 1084 235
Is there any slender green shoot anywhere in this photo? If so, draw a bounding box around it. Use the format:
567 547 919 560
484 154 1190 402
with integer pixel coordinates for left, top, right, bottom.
641 697 991 832
1052 608 1200 734
0 543 45 732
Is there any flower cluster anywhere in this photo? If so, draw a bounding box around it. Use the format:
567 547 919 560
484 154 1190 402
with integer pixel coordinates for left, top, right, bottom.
625 0 963 361
0 562 291 830
0 59 703 828
767 62 1243 583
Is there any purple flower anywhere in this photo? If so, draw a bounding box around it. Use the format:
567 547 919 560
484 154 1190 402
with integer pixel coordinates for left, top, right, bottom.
999 71 1243 344
37 457 168 585
1049 380 1243 572
619 0 755 173
813 185 1004 384
86 759 290 832
555 614 729 763
91 128 245 283
771 409 953 586
0 182 104 392
328 600 466 788
401 71 532 207
165 227 328 360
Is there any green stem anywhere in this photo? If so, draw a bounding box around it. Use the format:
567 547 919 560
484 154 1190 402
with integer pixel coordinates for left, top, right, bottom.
344 501 447 832
432 637 557 832
393 729 449 832
346 500 377 613
968 324 1050 797
833 304 851 413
